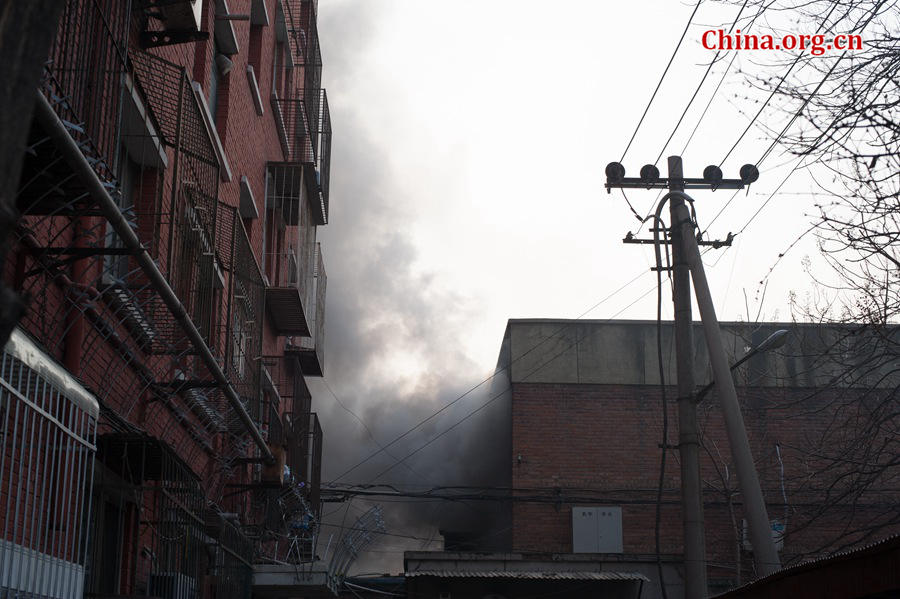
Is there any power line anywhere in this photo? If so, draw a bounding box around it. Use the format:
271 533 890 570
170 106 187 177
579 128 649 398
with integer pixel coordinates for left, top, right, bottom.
704 29 888 239
321 378 429 481
755 51 849 168
326 269 654 484
619 0 704 163
634 0 769 235
323 488 682 505
654 0 750 165
718 0 846 167
328 483 676 494
676 0 780 157
738 10 895 233
365 282 660 483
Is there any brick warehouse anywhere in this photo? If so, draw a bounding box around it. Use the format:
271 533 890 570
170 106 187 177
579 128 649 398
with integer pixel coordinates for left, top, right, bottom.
1 1 332 597
504 319 899 597
405 319 900 599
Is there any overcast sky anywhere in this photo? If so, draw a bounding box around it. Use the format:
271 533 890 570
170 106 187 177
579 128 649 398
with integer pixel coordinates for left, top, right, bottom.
309 0 847 573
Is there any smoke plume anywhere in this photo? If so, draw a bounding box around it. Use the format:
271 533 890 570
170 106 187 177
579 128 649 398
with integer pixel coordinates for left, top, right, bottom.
311 0 511 575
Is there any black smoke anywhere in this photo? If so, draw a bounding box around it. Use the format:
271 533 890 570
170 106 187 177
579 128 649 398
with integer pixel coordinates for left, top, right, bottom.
310 0 511 575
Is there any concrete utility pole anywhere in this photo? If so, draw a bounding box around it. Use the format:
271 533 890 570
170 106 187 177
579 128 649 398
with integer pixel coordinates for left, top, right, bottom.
606 156 780 594
669 190 782 577
667 156 708 599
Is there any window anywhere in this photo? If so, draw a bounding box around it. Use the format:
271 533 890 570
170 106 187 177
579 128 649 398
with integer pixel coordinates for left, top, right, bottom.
104 151 140 282
100 150 157 347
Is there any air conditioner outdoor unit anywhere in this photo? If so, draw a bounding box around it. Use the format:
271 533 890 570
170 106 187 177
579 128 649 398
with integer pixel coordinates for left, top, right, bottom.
160 0 203 31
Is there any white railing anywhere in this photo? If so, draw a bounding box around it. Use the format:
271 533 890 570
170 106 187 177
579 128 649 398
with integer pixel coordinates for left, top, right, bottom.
0 329 99 599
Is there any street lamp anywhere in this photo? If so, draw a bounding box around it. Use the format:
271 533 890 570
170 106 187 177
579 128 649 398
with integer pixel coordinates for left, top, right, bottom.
695 329 790 403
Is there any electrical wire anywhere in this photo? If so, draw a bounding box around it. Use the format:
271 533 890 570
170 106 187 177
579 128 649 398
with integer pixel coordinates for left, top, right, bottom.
718 0 847 167
755 51 849 168
706 56 884 242
365 281 660 482
654 0 750 165
632 0 774 230
327 268 655 484
322 378 429 481
619 0 705 163
701 0 887 240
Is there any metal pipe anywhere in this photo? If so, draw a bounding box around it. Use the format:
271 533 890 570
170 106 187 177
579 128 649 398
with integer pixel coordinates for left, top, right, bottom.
669 190 781 575
34 91 274 463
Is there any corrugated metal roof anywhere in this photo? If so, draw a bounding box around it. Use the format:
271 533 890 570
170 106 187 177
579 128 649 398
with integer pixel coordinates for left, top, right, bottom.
405 570 649 582
714 533 900 598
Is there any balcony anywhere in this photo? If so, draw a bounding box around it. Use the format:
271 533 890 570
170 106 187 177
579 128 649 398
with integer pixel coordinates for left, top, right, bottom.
264 242 312 337
270 92 331 226
285 411 323 514
218 205 266 420
286 243 326 376
17 0 130 215
262 353 311 417
1 330 100 599
264 162 319 336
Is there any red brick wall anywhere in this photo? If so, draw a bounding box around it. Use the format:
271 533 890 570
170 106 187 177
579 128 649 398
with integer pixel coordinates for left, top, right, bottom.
510 381 900 577
4 4 326 591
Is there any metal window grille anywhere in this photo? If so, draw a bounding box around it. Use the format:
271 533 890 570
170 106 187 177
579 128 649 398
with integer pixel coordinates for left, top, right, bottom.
296 244 326 376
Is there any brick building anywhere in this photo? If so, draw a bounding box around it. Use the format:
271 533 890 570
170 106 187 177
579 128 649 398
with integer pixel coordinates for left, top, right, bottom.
2 1 332 597
504 319 899 597
406 319 899 599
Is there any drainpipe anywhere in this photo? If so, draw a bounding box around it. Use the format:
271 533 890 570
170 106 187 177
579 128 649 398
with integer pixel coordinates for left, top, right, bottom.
34 91 274 464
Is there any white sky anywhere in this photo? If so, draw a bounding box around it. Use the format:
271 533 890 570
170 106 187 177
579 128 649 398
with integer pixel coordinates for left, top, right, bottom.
319 0 826 373
311 0 852 571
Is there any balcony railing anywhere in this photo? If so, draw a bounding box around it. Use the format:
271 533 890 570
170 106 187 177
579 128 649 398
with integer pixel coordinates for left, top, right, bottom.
129 48 224 353
287 243 326 376
43 0 131 184
269 92 331 226
12 0 271 469
316 90 332 224
91 434 216 598
264 163 317 336
271 95 315 165
218 205 266 428
285 412 323 513
1 330 99 599
282 0 323 86
264 244 312 336
262 354 312 418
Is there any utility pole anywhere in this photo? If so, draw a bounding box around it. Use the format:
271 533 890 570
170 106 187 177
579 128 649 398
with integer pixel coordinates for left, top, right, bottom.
667 156 707 599
605 156 780 594
670 192 782 577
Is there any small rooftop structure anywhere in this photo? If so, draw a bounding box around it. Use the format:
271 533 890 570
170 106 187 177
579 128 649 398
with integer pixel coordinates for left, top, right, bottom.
405 552 648 599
